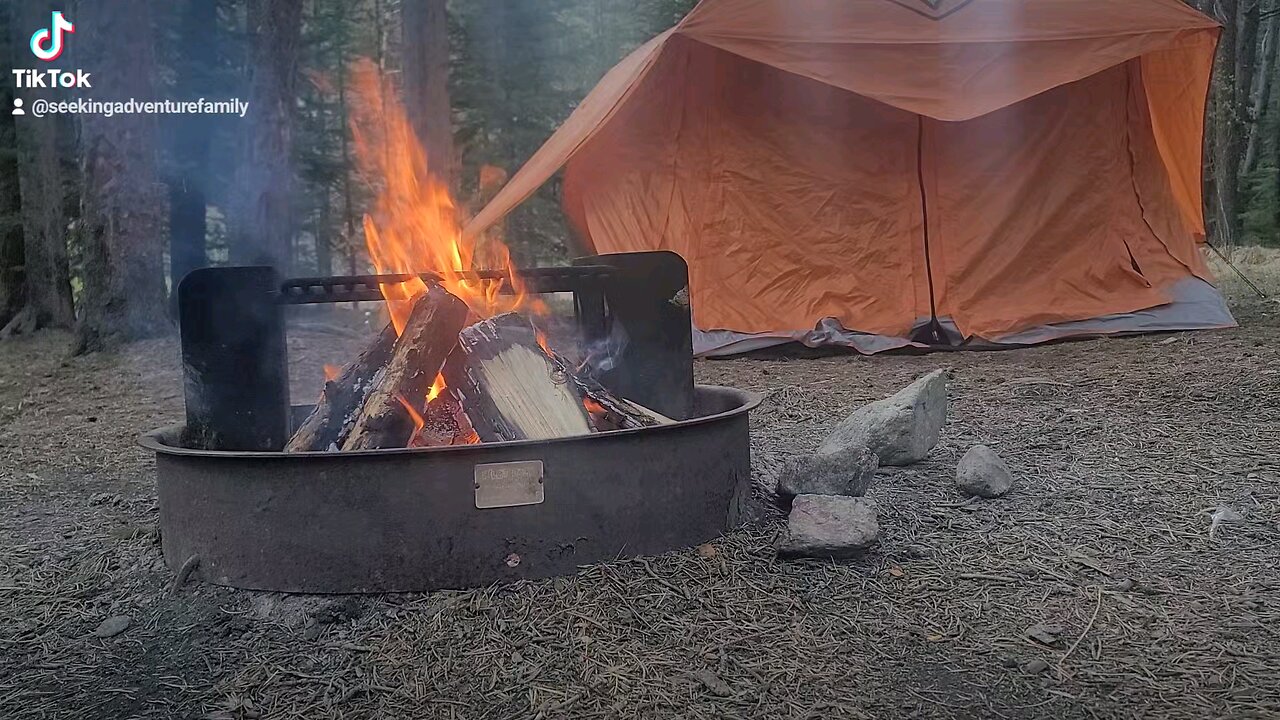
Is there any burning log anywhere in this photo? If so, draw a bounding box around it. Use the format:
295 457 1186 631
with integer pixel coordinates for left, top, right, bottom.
573 375 676 432
445 312 595 442
341 284 470 451
284 324 399 452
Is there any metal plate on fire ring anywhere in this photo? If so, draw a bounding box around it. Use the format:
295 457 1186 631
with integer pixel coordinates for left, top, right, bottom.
474 460 545 509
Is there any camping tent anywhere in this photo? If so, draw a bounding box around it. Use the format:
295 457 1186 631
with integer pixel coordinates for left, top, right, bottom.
464 0 1236 355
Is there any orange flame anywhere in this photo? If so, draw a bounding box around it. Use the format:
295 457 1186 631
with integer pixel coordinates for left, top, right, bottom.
323 364 342 382
395 393 427 441
426 373 446 403
348 59 544 336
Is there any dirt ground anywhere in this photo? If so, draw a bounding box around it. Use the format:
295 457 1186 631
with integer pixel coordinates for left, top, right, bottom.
1 258 1278 719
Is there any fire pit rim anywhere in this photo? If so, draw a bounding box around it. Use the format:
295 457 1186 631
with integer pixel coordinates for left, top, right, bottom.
139 384 762 459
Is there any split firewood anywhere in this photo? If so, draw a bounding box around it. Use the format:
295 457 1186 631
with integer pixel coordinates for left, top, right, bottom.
341 284 470 451
445 312 595 442
284 323 399 452
572 374 676 432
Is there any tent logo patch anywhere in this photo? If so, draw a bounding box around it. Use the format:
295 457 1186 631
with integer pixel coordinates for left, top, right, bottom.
884 0 976 19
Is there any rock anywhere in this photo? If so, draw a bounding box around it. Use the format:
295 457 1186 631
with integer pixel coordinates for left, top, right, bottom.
1116 578 1136 592
92 615 131 638
1025 624 1063 646
778 495 879 560
956 445 1014 498
1024 659 1050 674
693 669 733 697
776 445 878 499
817 370 947 466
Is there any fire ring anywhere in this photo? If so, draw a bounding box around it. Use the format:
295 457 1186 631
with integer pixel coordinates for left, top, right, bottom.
141 386 759 593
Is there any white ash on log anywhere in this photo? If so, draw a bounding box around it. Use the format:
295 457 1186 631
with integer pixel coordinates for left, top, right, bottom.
445 312 595 442
285 324 399 452
341 284 470 451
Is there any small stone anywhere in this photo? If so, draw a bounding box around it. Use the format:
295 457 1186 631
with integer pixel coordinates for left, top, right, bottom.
510 650 524 664
696 544 719 560
817 370 948 466
92 615 131 638
1025 624 1063 646
777 445 878 499
1000 656 1020 668
302 624 322 640
1116 578 1136 592
1024 659 1050 674
693 669 733 697
956 445 1015 498
778 495 879 560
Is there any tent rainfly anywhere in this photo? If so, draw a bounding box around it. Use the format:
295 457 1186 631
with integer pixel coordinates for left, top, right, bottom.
464 0 1236 356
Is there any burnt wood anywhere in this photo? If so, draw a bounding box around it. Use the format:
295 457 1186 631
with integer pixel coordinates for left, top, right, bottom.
341 285 469 450
285 323 398 452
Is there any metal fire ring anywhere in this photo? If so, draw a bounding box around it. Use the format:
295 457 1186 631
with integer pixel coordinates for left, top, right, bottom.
140 385 761 594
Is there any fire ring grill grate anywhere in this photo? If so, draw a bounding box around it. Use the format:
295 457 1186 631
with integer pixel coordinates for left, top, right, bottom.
144 251 762 593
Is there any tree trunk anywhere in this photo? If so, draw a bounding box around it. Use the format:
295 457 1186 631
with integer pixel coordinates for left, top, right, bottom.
0 1 25 329
1213 0 1243 245
9 0 74 332
168 0 218 295
229 0 303 273
74 0 169 352
402 0 457 188
1244 1 1279 174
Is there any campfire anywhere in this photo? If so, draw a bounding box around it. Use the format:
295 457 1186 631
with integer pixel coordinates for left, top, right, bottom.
284 63 671 454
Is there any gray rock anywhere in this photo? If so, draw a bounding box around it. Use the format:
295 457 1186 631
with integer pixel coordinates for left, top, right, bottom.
778 495 879 560
776 445 878 499
1024 659 1051 674
956 445 1014 498
817 370 948 466
92 615 131 638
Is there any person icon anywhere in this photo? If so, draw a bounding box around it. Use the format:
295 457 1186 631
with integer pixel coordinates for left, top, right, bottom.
12 98 24 116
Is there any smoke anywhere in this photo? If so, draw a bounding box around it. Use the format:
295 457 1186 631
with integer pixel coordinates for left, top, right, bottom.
577 318 629 378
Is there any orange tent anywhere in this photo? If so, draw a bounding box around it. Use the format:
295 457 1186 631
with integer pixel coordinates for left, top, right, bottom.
466 0 1236 355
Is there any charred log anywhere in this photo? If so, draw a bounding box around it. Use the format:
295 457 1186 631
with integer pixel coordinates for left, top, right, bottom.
573 374 676 432
341 284 469 450
284 323 398 452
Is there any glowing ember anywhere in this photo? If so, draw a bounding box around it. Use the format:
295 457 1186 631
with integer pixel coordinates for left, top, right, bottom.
348 59 544 337
323 364 342 382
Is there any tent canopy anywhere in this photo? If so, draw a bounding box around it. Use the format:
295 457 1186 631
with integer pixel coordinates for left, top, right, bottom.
466 0 1233 354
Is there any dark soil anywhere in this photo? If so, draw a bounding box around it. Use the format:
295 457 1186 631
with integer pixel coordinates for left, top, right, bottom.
1 288 1277 719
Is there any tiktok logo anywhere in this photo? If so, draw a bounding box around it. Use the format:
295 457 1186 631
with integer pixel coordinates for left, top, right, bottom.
30 11 75 62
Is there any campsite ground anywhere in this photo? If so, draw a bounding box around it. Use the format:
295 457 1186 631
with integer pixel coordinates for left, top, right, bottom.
1 251 1277 720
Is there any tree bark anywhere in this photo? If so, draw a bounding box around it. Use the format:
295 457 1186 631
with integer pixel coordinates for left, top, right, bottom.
8 0 74 332
1213 0 1244 245
0 1 25 329
402 0 457 188
74 0 169 352
1244 0 1278 174
168 0 218 295
229 0 303 273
